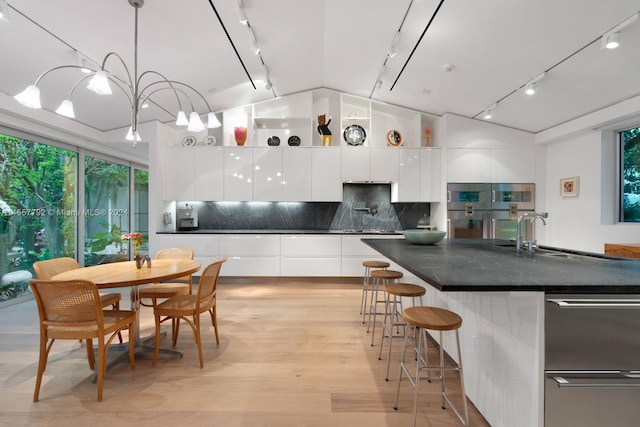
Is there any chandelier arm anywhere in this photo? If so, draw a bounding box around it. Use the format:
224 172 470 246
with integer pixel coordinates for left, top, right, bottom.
165 80 213 112
32 65 91 86
138 86 194 116
137 70 184 112
99 52 135 90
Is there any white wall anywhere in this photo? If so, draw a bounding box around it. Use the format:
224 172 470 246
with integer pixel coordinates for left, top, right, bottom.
542 130 640 253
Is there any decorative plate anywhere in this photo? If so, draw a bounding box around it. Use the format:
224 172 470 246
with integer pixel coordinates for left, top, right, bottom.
181 135 197 146
387 130 402 146
288 135 301 146
203 135 216 146
268 136 281 146
343 125 366 146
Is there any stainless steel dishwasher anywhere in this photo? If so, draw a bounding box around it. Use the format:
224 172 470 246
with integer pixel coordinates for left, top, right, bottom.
545 295 640 426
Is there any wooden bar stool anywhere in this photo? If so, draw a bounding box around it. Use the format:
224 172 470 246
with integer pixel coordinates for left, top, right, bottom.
367 269 403 346
394 306 469 427
378 283 426 381
360 260 390 323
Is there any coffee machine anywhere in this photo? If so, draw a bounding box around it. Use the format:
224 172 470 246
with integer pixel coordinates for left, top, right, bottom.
177 203 198 230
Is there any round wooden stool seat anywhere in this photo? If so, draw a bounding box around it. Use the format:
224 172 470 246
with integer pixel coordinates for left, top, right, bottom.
384 283 426 298
362 260 390 269
370 269 403 281
403 306 462 331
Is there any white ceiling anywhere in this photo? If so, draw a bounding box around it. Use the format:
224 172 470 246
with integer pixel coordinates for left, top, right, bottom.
1 0 639 138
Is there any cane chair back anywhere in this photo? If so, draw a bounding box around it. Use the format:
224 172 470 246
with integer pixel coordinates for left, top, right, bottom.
28 279 136 401
153 258 226 368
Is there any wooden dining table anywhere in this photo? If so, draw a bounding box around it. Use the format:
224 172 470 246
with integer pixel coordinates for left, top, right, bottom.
52 258 201 357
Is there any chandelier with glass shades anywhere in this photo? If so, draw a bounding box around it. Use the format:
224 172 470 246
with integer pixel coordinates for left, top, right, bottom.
13 0 220 146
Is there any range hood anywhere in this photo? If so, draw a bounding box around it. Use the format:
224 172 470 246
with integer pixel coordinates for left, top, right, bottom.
343 180 393 184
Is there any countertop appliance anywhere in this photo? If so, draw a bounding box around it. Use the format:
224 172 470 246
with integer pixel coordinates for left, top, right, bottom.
544 294 640 426
446 183 491 238
177 203 198 231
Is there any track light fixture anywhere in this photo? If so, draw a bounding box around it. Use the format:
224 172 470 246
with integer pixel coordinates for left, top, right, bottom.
13 0 217 146
600 12 638 50
603 32 621 49
0 0 10 22
387 31 401 59
523 72 545 96
483 103 496 120
238 3 248 25
524 82 536 96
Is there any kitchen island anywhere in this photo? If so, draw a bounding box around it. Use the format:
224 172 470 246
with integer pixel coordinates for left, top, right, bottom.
362 238 640 427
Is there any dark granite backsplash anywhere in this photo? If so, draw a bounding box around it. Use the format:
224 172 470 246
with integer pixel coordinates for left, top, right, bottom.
187 184 430 231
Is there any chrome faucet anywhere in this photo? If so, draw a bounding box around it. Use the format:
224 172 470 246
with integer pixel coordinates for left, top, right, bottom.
516 212 548 254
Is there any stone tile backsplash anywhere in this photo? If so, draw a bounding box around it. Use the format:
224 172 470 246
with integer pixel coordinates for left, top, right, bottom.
182 184 430 231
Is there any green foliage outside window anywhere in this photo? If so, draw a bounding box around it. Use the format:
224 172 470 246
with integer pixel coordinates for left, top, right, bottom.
622 126 640 222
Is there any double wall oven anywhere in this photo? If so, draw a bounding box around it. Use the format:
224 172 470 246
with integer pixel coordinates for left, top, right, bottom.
447 183 535 240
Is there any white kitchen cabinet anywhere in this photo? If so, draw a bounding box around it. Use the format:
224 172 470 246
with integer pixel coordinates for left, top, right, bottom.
341 146 370 181
223 147 253 201
370 148 399 182
194 147 224 201
393 149 421 202
164 146 223 201
420 148 441 202
219 235 280 276
157 234 220 275
281 235 341 276
490 148 535 182
253 147 283 201
164 146 196 201
447 148 534 183
283 147 312 201
311 147 342 201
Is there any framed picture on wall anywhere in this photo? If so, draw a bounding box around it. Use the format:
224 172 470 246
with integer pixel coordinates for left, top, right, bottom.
560 176 579 197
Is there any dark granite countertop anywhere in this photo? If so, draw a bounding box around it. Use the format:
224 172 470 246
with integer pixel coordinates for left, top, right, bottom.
157 229 403 235
362 238 640 294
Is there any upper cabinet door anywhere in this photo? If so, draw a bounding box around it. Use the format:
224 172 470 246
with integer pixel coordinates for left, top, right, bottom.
370 148 399 182
420 149 441 202
194 147 224 201
223 147 253 201
253 147 283 201
283 147 312 201
341 146 370 182
164 146 195 201
311 147 342 201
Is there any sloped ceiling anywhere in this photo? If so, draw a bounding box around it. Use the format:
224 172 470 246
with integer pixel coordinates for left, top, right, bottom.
1 0 639 140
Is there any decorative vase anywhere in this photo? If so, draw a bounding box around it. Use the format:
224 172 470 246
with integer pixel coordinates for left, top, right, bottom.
234 127 247 146
135 253 142 269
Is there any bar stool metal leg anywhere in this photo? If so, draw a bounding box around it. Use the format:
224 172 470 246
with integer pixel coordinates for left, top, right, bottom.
360 265 371 322
393 306 469 427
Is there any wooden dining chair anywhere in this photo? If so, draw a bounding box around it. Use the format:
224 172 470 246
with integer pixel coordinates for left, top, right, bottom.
33 257 123 343
153 258 226 368
28 279 136 402
139 248 195 340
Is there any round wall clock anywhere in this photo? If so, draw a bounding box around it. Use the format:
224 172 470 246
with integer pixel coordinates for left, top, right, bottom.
387 130 402 146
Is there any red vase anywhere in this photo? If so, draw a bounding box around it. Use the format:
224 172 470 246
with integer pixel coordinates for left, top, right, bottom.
234 127 247 146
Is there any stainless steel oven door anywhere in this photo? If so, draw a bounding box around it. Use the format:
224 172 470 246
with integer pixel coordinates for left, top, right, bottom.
491 183 535 211
447 209 491 239
447 183 491 211
491 210 533 240
545 373 640 427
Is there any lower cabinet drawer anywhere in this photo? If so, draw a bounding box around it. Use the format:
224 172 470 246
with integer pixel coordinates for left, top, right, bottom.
223 257 281 276
281 257 341 276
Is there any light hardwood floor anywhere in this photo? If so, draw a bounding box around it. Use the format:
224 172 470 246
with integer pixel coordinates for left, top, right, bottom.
0 281 490 426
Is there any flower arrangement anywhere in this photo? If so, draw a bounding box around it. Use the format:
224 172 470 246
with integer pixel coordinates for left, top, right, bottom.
121 232 144 257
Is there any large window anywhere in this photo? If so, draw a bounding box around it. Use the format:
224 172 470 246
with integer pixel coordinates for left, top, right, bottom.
0 132 148 304
621 126 640 222
0 135 77 302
